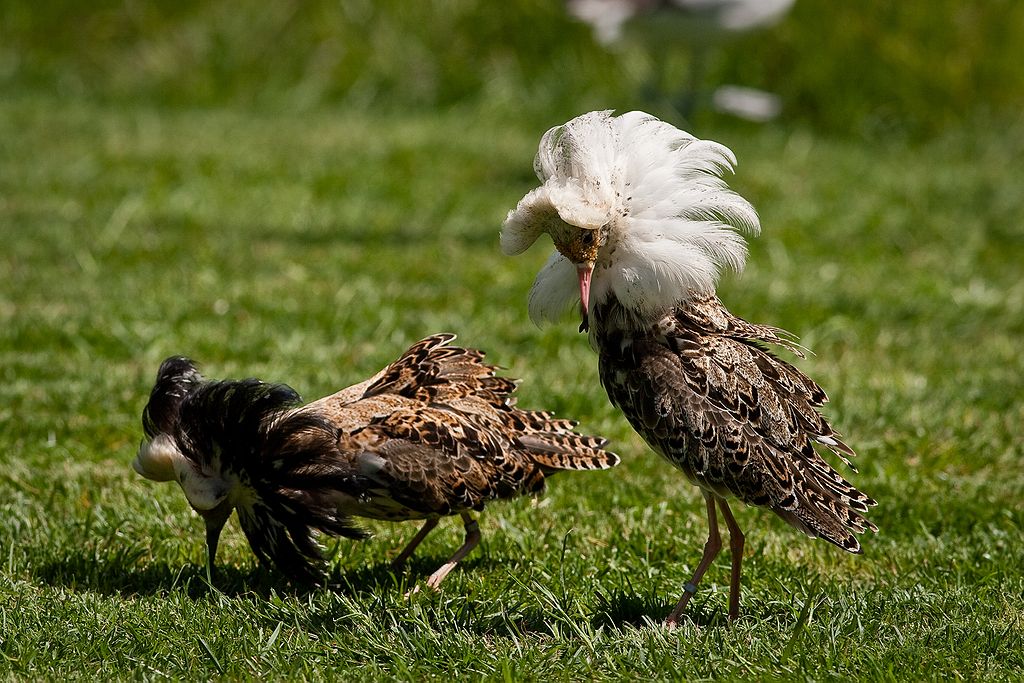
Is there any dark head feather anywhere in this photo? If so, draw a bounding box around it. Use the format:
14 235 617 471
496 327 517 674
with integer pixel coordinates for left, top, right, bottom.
174 377 303 471
143 356 204 438
168 376 368 582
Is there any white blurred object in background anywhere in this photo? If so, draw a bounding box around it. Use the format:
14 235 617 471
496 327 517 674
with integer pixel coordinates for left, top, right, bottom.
567 0 795 120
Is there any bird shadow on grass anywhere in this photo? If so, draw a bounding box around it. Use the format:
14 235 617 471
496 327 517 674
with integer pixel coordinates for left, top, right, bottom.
31 550 302 599
590 587 727 630
30 547 488 604
591 577 832 632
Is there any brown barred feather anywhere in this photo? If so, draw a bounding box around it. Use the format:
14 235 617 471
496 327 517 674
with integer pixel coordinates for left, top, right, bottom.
302 334 619 521
595 294 876 555
136 334 618 584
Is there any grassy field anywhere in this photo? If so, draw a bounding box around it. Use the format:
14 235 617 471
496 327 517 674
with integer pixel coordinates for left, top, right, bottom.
2 92 1022 680
2 2 1024 680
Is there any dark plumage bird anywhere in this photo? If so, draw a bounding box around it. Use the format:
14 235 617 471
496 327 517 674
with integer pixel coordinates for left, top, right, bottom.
501 110 876 623
133 334 619 587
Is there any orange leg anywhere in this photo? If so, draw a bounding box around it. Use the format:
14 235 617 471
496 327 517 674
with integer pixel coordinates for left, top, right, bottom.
717 498 745 621
425 513 481 590
665 492 721 626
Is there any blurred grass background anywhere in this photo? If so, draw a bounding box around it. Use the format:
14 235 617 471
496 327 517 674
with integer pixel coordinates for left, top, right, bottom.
2 1 1023 679
3 0 1023 136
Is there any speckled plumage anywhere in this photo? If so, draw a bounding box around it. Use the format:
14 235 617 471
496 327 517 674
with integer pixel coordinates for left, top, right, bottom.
133 334 618 585
595 294 876 553
502 110 876 622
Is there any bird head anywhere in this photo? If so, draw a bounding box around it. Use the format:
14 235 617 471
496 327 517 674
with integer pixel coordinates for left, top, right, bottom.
502 110 760 329
134 358 221 508
134 429 234 582
134 357 367 583
134 356 242 580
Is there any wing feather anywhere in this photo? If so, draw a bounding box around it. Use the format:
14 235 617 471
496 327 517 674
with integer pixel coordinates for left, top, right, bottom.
598 298 875 552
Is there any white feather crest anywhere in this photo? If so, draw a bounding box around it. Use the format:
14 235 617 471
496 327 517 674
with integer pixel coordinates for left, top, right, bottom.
503 110 760 323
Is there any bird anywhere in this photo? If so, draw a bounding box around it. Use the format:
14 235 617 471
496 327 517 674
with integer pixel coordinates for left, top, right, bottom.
566 0 795 120
501 110 876 624
132 333 619 588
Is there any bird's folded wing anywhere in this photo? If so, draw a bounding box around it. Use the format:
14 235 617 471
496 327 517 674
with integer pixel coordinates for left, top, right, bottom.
338 406 539 516
606 335 872 520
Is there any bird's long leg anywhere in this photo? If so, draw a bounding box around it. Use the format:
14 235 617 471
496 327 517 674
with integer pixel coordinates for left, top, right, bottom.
391 518 439 569
665 492 721 626
425 512 481 590
717 498 745 621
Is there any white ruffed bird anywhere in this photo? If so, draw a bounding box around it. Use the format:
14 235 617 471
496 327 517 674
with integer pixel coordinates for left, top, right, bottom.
502 110 876 624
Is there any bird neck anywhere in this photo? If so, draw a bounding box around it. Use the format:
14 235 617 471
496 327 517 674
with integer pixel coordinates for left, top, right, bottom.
590 296 659 342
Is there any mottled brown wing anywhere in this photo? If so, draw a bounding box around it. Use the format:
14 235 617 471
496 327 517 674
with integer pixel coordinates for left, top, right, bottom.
300 334 617 520
336 400 544 517
304 334 509 426
673 293 809 358
306 334 518 416
362 333 517 406
600 318 876 552
310 332 617 468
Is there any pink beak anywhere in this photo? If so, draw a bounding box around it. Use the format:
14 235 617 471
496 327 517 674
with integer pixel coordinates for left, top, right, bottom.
577 263 593 318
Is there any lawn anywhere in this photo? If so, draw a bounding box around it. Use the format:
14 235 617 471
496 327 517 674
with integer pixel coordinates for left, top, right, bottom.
2 2 1024 680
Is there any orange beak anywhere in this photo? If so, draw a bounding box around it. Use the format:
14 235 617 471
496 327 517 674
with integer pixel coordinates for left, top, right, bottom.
577 262 593 322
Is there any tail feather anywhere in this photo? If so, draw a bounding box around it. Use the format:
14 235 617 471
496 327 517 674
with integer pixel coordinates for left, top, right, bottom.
517 432 619 471
780 483 878 555
509 401 619 472
799 454 875 513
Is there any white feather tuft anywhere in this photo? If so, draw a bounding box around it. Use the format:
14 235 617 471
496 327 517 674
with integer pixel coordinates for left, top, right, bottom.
501 188 566 256
133 433 229 511
133 434 184 482
503 110 760 323
527 252 580 324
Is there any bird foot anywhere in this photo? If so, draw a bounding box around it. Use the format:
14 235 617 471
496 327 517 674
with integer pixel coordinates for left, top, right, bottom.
403 570 449 599
424 561 457 590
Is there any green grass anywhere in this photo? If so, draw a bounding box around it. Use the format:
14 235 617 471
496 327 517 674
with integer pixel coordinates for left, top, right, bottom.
4 0 1024 138
3 0 1024 671
2 90 1023 680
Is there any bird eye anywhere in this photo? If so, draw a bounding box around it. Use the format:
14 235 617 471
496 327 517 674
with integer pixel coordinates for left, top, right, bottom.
580 231 594 246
